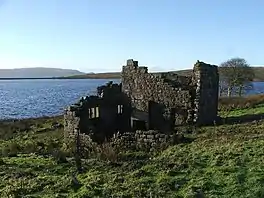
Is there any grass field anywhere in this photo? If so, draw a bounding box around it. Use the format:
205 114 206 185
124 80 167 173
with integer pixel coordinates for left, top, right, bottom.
0 97 264 197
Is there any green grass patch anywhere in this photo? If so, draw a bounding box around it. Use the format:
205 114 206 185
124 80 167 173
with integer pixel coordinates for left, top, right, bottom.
220 104 264 118
0 115 264 197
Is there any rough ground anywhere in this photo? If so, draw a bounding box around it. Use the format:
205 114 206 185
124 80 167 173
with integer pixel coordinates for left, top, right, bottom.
0 104 264 197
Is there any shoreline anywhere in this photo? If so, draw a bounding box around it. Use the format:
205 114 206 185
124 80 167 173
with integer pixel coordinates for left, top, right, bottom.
0 115 63 123
0 77 263 82
1 94 264 122
0 77 120 80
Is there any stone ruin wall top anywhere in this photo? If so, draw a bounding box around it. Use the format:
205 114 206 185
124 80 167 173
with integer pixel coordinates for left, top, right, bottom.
121 60 193 110
121 59 194 125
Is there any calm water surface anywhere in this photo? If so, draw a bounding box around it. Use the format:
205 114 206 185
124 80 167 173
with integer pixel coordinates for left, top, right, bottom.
0 79 120 119
0 80 263 119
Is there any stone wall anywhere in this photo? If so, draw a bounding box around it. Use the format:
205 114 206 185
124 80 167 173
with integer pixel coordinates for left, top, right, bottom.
64 59 219 153
110 130 180 152
64 82 132 143
193 61 219 125
155 72 192 90
64 105 81 143
121 59 219 128
121 59 193 132
65 128 180 153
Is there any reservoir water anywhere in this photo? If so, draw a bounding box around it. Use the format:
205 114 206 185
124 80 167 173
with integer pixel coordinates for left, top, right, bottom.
0 79 263 119
0 79 120 119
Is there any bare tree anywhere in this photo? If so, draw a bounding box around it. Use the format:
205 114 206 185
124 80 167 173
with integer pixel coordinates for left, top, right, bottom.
219 57 255 97
219 75 229 97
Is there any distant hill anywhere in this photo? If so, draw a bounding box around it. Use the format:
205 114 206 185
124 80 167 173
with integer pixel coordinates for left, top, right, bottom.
250 67 264 82
0 68 85 78
169 67 264 82
63 67 264 82
60 72 121 79
3 66 263 81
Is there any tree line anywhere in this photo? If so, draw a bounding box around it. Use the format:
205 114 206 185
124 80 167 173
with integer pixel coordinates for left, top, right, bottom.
219 57 255 97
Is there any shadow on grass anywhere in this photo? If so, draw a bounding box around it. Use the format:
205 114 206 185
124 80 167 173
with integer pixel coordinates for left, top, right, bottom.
219 113 264 125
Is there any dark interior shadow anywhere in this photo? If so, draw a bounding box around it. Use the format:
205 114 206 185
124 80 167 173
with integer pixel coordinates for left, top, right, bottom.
218 113 264 125
78 81 133 143
148 101 175 133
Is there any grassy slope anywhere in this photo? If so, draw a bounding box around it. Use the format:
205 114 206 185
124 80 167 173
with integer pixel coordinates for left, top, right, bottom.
252 67 264 82
0 106 264 197
220 104 264 118
64 67 264 81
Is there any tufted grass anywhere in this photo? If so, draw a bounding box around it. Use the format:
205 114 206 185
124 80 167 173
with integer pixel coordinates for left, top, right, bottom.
0 116 64 158
0 121 264 197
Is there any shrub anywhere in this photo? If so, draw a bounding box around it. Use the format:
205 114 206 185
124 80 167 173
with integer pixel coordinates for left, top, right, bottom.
1 142 20 157
22 140 38 154
0 158 5 165
96 142 118 162
52 149 67 164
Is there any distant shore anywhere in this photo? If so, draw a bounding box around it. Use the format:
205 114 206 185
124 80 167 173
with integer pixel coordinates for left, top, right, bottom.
0 76 120 80
0 77 60 80
0 72 121 80
1 67 264 81
0 77 263 82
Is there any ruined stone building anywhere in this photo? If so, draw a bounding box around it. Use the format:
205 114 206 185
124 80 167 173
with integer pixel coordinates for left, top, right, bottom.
64 59 219 144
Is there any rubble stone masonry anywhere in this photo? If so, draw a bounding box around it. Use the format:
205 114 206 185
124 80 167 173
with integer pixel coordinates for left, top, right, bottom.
64 59 219 151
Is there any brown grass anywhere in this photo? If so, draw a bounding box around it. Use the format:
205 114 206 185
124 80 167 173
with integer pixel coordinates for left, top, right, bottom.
218 94 264 111
95 142 118 162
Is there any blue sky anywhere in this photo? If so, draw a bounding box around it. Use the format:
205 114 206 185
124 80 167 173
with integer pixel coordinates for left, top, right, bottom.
0 0 264 72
